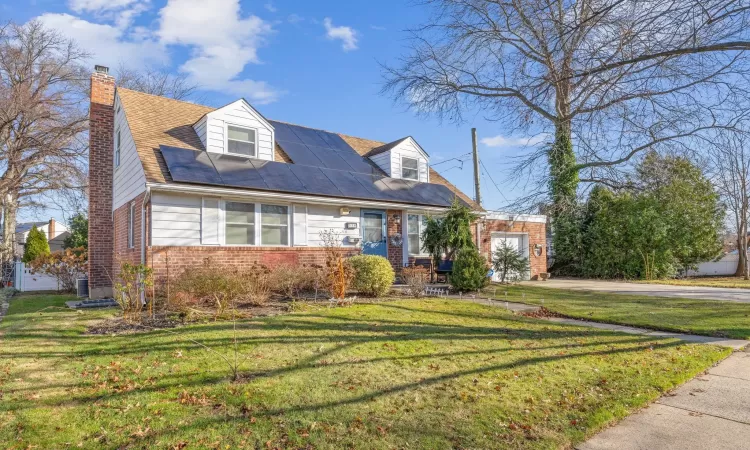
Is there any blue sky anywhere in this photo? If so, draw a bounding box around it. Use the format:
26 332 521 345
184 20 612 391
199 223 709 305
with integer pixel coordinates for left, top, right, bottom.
5 0 542 223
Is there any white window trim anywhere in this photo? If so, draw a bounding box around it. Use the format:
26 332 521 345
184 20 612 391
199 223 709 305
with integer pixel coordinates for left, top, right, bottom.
127 202 135 248
224 122 259 158
220 199 291 247
401 156 419 181
114 128 121 168
406 213 429 257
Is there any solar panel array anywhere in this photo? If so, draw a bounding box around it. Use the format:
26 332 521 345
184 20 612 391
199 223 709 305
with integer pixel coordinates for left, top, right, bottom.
269 121 378 174
160 145 463 208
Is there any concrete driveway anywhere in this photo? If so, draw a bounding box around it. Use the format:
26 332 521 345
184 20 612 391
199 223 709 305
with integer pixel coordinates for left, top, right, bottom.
525 279 750 303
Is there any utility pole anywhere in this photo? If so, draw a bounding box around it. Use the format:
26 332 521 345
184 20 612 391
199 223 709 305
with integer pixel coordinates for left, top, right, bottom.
471 128 481 207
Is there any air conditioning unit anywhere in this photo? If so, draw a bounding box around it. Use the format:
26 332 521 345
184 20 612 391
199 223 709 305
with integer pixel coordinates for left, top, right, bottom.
340 207 351 216
76 278 89 298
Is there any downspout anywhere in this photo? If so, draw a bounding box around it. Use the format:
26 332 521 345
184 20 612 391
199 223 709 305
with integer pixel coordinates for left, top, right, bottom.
140 186 151 305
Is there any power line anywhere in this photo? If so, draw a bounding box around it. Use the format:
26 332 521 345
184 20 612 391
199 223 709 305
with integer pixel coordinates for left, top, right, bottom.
479 158 510 204
430 152 472 167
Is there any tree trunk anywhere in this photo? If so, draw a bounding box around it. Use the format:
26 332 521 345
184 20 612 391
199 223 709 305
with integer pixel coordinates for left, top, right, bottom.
1 192 18 264
737 209 749 279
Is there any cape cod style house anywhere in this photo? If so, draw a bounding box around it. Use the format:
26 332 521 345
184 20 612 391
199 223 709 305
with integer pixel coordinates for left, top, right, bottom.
87 66 546 299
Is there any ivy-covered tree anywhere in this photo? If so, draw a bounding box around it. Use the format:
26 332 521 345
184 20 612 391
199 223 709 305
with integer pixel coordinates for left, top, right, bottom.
22 226 50 263
63 213 88 249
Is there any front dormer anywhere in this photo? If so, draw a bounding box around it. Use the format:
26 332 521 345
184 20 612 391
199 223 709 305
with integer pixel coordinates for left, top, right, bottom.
366 136 429 182
193 99 275 161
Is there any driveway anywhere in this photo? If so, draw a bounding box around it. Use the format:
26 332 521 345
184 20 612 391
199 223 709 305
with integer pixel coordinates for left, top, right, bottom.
526 279 750 303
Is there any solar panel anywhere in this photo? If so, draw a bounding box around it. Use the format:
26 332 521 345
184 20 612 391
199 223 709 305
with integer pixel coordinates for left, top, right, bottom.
289 165 342 197
272 122 304 144
287 124 330 148
305 146 352 171
249 159 307 192
160 145 460 208
208 153 268 190
316 130 353 152
337 151 379 174
160 145 224 185
276 141 324 167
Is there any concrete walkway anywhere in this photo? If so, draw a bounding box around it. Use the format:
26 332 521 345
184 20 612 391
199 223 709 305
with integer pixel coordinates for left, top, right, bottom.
453 295 750 449
579 348 750 450
524 278 750 303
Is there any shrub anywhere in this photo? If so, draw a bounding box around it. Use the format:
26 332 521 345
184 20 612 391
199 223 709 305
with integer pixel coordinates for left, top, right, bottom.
451 248 489 292
319 229 354 299
492 241 530 283
349 255 395 297
23 226 50 263
114 262 154 323
174 262 272 318
401 265 428 298
270 263 318 299
29 247 87 293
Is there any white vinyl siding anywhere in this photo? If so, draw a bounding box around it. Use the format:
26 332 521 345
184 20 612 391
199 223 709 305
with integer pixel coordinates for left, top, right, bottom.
367 137 429 182
150 193 363 248
112 92 147 211
193 99 274 160
201 198 220 245
292 205 308 246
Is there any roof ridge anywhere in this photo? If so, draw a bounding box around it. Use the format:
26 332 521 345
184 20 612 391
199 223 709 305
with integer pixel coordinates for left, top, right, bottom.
117 87 216 111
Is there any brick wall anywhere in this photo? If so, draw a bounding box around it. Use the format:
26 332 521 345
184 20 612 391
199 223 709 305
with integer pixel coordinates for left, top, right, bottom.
88 69 116 298
386 210 403 270
112 192 146 280
478 219 547 279
147 246 359 282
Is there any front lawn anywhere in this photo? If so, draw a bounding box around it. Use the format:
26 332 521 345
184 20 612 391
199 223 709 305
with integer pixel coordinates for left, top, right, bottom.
489 285 750 339
635 276 750 289
0 294 729 449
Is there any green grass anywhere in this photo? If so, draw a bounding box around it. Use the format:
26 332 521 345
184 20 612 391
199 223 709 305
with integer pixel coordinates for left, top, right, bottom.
0 293 730 449
635 277 750 289
488 285 750 340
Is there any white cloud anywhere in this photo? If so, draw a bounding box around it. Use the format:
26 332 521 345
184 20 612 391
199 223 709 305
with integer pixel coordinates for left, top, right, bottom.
68 0 141 13
323 17 358 51
158 0 280 103
36 13 168 69
480 134 548 148
264 2 277 13
68 0 150 30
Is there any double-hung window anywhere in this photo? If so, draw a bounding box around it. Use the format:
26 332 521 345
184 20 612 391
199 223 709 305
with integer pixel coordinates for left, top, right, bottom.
407 214 428 256
224 201 289 246
227 125 256 157
261 205 289 245
401 157 419 181
226 202 256 245
115 129 121 168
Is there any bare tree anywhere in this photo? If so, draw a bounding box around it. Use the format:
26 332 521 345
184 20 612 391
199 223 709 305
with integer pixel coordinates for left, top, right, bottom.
115 63 198 100
383 0 750 210
710 131 750 279
0 20 89 262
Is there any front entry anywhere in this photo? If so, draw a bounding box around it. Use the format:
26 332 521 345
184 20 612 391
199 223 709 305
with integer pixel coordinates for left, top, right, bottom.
361 209 387 257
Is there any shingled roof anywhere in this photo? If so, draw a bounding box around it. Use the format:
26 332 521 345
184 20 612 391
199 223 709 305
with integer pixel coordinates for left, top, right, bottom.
117 87 480 209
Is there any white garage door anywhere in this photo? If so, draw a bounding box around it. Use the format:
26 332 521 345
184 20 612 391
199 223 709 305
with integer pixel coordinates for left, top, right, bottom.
491 233 529 282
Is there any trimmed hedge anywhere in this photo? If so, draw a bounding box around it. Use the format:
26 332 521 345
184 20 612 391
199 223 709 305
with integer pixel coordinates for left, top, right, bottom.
349 255 395 297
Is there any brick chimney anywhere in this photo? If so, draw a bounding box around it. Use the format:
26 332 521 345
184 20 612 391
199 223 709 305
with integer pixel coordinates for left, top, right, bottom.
88 65 115 298
48 218 55 239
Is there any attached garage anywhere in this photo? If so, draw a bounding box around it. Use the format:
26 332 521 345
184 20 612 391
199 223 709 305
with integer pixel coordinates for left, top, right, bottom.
490 232 530 281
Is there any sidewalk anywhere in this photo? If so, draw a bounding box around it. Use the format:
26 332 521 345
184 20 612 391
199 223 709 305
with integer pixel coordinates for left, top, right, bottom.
452 295 750 449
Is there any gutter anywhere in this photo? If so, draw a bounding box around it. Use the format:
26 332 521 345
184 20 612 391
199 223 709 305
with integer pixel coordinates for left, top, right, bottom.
146 182 451 213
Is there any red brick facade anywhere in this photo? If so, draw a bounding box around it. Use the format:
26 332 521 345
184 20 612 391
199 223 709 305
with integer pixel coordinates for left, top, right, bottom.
386 209 404 269
147 245 358 282
88 70 116 298
478 219 547 279
112 192 146 280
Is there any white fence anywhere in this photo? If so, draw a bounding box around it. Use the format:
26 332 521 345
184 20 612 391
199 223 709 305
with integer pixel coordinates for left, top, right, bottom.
687 253 740 277
13 262 61 292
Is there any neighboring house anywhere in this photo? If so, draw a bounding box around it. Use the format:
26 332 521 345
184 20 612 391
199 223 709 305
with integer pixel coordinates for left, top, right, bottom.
15 219 70 256
87 65 547 299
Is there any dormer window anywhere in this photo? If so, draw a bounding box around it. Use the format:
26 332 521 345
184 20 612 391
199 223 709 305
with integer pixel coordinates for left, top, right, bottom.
402 156 419 181
227 125 256 157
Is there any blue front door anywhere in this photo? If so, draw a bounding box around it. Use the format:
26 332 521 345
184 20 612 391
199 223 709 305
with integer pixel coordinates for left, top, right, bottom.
361 210 387 257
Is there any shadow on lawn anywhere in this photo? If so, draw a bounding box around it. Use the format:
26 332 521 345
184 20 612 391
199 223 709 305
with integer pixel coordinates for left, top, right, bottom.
1 301 685 416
